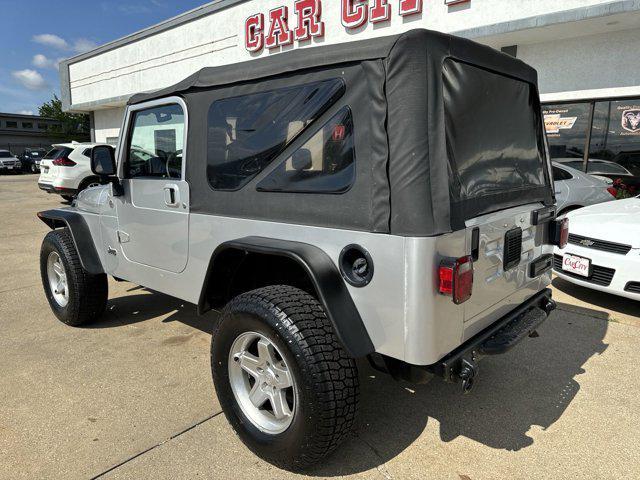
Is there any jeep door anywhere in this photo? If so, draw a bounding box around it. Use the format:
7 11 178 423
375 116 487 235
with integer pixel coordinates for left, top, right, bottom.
114 98 189 273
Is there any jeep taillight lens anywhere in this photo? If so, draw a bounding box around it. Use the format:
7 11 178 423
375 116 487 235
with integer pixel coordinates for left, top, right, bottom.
439 256 474 305
53 157 76 167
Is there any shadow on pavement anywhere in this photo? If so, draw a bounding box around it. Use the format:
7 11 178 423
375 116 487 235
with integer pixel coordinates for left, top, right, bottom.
87 290 609 476
553 277 640 318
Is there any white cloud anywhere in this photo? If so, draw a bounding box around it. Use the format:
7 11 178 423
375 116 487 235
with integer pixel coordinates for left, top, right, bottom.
12 69 49 91
31 34 97 55
17 110 34 115
32 34 69 50
32 54 63 69
72 38 98 53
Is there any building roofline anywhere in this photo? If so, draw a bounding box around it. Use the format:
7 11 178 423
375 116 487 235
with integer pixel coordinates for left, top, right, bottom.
0 112 58 121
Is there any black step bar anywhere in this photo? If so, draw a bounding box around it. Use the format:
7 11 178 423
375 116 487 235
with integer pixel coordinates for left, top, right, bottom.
427 289 556 393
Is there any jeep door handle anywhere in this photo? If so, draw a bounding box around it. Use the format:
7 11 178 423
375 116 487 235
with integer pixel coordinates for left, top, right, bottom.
163 184 180 207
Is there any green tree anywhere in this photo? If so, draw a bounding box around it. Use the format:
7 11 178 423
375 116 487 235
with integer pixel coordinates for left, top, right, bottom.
38 94 90 141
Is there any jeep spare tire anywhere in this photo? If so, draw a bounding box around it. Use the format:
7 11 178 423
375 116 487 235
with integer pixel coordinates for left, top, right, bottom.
211 285 359 470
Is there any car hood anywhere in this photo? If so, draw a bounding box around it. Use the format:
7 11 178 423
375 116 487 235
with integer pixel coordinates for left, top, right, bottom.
567 198 640 248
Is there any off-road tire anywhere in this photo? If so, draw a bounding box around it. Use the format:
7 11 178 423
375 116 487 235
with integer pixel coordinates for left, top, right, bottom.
211 285 359 471
40 228 108 326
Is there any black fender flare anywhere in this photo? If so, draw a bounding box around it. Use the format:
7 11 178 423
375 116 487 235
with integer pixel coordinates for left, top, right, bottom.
37 209 104 275
199 236 375 358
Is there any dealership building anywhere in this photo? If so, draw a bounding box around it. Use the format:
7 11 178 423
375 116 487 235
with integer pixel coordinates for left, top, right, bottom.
60 0 640 184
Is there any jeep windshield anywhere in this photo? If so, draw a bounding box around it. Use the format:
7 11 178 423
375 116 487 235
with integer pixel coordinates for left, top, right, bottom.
443 59 550 219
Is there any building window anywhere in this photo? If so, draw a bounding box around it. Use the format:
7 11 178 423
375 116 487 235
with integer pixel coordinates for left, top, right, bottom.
544 97 640 197
38 123 48 130
543 103 592 159
6 121 17 128
22 122 33 129
257 107 355 193
206 79 345 191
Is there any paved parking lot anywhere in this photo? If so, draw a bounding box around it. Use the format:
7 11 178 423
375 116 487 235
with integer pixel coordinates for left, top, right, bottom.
1 174 639 480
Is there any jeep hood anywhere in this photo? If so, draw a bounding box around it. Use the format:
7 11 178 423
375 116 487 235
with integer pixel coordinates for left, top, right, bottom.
566 197 640 248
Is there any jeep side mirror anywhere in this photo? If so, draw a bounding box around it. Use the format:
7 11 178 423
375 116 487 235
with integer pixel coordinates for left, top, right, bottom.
291 149 312 171
91 146 123 196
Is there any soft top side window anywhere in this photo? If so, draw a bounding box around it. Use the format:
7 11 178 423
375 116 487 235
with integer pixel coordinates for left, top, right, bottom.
126 103 185 180
257 107 355 194
206 79 345 191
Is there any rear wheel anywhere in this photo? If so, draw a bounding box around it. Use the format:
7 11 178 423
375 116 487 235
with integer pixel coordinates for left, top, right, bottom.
40 228 108 326
61 195 74 202
211 285 359 470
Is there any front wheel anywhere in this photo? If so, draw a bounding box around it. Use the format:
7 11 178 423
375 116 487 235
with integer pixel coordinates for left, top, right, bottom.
211 285 359 470
40 228 108 326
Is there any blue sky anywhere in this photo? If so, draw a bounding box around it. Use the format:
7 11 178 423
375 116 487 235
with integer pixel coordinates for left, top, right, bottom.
0 0 207 115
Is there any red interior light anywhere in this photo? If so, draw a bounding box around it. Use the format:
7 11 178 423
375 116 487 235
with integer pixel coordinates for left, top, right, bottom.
439 256 474 304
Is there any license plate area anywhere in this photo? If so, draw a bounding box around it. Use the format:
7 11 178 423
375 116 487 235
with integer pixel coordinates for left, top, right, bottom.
562 253 591 277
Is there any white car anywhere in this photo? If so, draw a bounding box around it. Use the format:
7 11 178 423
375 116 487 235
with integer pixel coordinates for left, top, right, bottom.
552 162 616 216
38 143 107 200
0 150 22 173
554 197 640 300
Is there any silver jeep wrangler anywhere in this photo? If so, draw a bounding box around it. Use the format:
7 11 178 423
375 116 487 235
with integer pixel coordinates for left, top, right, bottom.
38 30 566 470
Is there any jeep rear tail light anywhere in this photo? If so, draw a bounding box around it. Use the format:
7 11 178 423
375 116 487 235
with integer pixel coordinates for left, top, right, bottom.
439 256 474 305
606 186 617 198
53 157 76 167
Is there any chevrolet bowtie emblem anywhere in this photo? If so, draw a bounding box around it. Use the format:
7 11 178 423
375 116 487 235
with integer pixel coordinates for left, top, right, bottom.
580 239 595 247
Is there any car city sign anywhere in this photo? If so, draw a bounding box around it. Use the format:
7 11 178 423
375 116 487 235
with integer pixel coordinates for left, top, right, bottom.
245 0 469 52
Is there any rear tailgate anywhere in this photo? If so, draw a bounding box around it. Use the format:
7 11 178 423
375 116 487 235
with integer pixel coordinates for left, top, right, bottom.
464 203 549 326
38 160 57 183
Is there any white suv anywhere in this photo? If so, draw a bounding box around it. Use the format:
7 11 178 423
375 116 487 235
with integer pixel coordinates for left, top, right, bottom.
38 143 108 200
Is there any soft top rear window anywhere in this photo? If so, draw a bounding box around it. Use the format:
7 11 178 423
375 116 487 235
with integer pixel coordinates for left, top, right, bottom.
443 59 548 213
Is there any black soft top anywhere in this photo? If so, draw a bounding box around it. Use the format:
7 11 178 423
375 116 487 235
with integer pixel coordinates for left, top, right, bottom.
129 29 551 237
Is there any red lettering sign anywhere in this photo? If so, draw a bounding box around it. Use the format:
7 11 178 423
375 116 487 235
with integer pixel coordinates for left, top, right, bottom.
370 0 391 23
245 0 430 52
245 13 264 52
399 0 422 16
341 0 368 28
294 0 325 41
265 6 293 50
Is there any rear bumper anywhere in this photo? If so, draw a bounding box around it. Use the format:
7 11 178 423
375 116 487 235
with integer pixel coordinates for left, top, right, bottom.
427 288 556 388
38 183 78 196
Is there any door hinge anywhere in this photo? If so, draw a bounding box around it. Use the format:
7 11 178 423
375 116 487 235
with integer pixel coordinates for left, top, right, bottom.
117 230 130 244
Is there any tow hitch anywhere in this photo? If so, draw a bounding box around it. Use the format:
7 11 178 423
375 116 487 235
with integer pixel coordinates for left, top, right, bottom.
458 358 478 394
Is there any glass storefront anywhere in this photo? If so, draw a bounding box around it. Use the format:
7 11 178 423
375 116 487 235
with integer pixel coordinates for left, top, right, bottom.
543 98 640 197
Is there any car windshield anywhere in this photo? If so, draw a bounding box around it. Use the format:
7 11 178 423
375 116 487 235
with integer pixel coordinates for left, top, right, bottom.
0 152 12 158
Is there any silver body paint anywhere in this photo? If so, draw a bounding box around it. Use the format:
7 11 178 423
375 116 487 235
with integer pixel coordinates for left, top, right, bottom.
72 98 553 366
